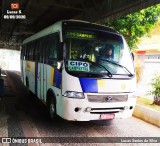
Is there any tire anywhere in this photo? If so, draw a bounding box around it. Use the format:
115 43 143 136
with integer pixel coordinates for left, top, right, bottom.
48 96 57 120
26 78 30 93
26 77 29 89
26 77 32 95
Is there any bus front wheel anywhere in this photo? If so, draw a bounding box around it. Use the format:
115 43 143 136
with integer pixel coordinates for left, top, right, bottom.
48 96 57 120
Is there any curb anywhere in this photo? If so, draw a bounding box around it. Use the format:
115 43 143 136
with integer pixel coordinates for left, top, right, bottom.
133 104 160 128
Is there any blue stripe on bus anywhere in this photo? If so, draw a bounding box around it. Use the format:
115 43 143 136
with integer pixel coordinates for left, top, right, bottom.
35 63 38 96
53 69 62 88
79 78 98 93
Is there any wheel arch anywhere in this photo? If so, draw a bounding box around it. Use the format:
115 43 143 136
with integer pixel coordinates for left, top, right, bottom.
46 89 57 106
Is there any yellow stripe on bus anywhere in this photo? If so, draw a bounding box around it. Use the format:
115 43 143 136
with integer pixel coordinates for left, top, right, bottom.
50 68 54 86
97 79 107 91
33 62 35 77
26 61 31 72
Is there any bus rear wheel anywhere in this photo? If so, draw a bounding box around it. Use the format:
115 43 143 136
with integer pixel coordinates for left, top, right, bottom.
48 97 57 120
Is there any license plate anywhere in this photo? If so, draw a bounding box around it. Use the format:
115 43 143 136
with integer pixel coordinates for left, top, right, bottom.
100 114 115 120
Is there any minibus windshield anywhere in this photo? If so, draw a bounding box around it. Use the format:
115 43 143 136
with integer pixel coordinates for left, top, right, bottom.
63 29 134 77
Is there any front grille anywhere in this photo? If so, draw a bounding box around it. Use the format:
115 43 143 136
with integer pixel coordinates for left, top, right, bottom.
87 94 128 102
89 107 124 114
90 111 119 114
91 107 125 110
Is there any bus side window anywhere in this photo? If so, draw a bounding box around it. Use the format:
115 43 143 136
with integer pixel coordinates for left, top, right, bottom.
21 45 26 60
28 43 31 61
32 42 36 61
24 45 26 60
30 42 35 61
38 36 47 63
26 44 29 60
44 35 51 64
20 46 23 60
47 33 60 67
35 40 40 62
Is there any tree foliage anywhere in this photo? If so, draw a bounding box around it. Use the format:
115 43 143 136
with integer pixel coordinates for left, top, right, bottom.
106 4 160 49
149 72 160 105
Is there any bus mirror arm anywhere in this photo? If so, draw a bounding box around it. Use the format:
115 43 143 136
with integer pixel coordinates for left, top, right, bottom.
131 52 134 61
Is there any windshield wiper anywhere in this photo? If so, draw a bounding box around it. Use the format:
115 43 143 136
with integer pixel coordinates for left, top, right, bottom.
99 59 133 77
86 60 112 77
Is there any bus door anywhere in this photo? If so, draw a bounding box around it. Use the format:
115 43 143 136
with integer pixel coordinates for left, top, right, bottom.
39 59 47 101
38 38 48 101
21 46 26 84
35 40 46 101
35 41 41 99
41 52 48 102
37 62 44 101
37 33 59 101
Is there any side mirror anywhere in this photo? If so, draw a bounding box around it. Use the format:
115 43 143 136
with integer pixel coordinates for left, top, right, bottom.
57 42 64 61
57 61 63 72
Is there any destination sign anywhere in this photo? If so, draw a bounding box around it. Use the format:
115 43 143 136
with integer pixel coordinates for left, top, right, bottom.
66 31 96 39
68 61 90 72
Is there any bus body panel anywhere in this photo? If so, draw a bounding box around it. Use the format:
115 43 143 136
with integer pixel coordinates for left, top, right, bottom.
62 69 136 94
58 67 136 121
22 60 62 102
26 61 35 93
62 68 83 94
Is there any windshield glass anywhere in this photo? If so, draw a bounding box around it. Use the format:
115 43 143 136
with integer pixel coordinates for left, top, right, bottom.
63 29 134 77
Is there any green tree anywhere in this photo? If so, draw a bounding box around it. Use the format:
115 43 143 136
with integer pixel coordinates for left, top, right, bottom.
149 72 160 105
106 4 160 49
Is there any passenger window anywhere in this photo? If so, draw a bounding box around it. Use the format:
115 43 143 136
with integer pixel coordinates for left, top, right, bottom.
26 44 30 60
47 33 60 67
22 32 60 65
30 42 35 61
35 40 41 62
21 46 25 60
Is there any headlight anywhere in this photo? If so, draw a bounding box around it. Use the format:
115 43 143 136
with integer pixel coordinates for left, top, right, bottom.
64 91 85 99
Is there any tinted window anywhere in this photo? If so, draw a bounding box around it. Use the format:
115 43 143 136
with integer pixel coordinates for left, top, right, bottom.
22 32 60 65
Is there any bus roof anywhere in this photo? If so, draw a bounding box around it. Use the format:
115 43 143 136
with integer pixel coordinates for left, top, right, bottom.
23 21 62 44
23 20 119 44
62 20 118 34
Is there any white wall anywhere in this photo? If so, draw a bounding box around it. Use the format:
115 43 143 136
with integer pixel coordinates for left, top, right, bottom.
136 60 160 100
0 49 20 71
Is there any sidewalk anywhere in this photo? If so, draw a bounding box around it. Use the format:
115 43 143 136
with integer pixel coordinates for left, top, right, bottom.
134 82 160 128
133 104 160 128
0 70 28 144
0 70 9 139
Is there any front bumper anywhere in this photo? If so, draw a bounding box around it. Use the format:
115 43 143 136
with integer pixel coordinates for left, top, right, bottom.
56 93 136 121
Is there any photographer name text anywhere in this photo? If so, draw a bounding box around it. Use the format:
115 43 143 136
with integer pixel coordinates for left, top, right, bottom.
4 10 26 19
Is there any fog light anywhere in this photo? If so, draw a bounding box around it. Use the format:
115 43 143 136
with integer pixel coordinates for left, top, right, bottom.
124 106 128 110
75 107 81 112
85 107 92 112
130 106 133 110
